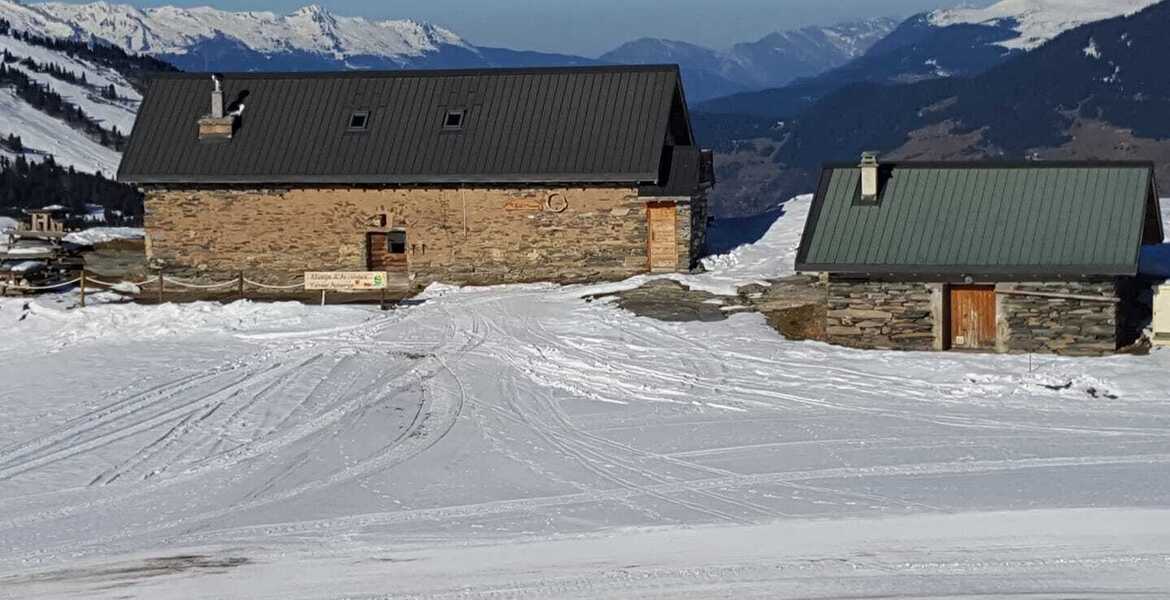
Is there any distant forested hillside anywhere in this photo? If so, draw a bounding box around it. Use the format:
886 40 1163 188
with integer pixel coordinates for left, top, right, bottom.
698 1 1170 217
0 154 142 224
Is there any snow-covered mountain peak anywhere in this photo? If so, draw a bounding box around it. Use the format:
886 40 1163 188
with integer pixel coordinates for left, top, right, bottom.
291 4 328 17
0 0 76 38
22 2 471 59
929 0 1160 50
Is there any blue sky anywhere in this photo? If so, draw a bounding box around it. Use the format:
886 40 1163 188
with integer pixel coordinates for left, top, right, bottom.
55 0 990 56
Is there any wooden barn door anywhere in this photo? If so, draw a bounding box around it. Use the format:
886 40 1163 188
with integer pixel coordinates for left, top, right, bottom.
949 285 997 350
647 203 678 272
367 230 408 277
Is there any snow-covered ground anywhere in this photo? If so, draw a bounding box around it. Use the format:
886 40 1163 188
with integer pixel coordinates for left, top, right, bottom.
2 197 1170 599
62 226 144 245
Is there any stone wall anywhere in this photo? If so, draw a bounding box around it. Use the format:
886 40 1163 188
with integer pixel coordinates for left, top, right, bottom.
998 281 1120 355
823 278 1130 355
684 190 710 269
145 186 702 287
825 278 935 350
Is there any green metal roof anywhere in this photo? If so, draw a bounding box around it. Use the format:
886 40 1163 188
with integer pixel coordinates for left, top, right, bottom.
795 162 1162 277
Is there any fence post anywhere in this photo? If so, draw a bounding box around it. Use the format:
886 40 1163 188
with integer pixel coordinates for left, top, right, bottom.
238 271 245 300
158 269 164 304
320 289 326 306
79 270 86 308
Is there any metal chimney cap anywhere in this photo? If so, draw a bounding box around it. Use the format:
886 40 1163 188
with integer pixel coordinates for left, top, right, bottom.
860 151 879 165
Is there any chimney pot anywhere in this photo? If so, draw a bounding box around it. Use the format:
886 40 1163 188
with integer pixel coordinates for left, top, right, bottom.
859 151 879 202
210 74 224 119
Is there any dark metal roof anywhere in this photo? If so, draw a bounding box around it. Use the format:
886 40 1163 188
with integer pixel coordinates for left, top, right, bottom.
640 145 701 197
118 65 688 185
796 161 1162 277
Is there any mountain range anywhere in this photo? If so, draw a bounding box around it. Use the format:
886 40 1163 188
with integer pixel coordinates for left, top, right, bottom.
699 0 1161 119
0 1 900 102
600 18 898 101
704 0 1170 216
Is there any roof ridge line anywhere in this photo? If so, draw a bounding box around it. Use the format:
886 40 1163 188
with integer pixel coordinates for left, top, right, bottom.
821 160 1156 170
147 64 683 80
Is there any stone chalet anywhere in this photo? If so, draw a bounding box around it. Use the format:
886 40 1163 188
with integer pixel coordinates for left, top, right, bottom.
117 65 714 288
795 155 1165 355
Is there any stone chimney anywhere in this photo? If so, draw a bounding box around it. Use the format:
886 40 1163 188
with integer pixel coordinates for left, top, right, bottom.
859 151 879 202
198 74 235 141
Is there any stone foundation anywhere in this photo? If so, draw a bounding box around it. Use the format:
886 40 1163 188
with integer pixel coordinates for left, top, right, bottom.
825 279 935 350
144 186 706 288
998 281 1120 356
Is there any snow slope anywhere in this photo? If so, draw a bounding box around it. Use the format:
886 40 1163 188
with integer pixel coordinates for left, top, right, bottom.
33 2 469 59
930 0 1160 50
0 32 140 128
62 226 143 245
0 12 140 174
1 200 1170 598
0 88 121 174
0 0 73 39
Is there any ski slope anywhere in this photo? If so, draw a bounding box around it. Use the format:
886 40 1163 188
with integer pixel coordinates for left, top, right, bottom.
0 26 138 174
1 199 1170 599
0 89 121 174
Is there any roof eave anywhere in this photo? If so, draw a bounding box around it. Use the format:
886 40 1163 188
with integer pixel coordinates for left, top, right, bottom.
794 262 1139 279
820 159 1159 170
119 172 660 186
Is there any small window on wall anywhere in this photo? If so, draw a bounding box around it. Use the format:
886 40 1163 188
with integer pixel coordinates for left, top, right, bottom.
387 230 407 254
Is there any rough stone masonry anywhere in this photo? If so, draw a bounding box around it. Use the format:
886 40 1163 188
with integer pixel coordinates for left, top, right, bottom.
144 186 706 288
825 279 936 351
823 278 1130 355
998 281 1121 356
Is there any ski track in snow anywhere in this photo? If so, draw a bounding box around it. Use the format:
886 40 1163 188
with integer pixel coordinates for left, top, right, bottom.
2 197 1170 598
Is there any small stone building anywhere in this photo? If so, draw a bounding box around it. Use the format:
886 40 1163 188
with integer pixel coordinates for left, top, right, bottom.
117 66 713 287
795 157 1164 355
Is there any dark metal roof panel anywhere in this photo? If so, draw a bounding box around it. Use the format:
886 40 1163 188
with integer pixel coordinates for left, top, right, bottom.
118 65 684 185
796 162 1156 276
639 145 702 197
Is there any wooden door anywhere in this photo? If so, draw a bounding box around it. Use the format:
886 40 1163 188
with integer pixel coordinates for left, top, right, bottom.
647 203 678 272
367 231 408 274
949 285 997 349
